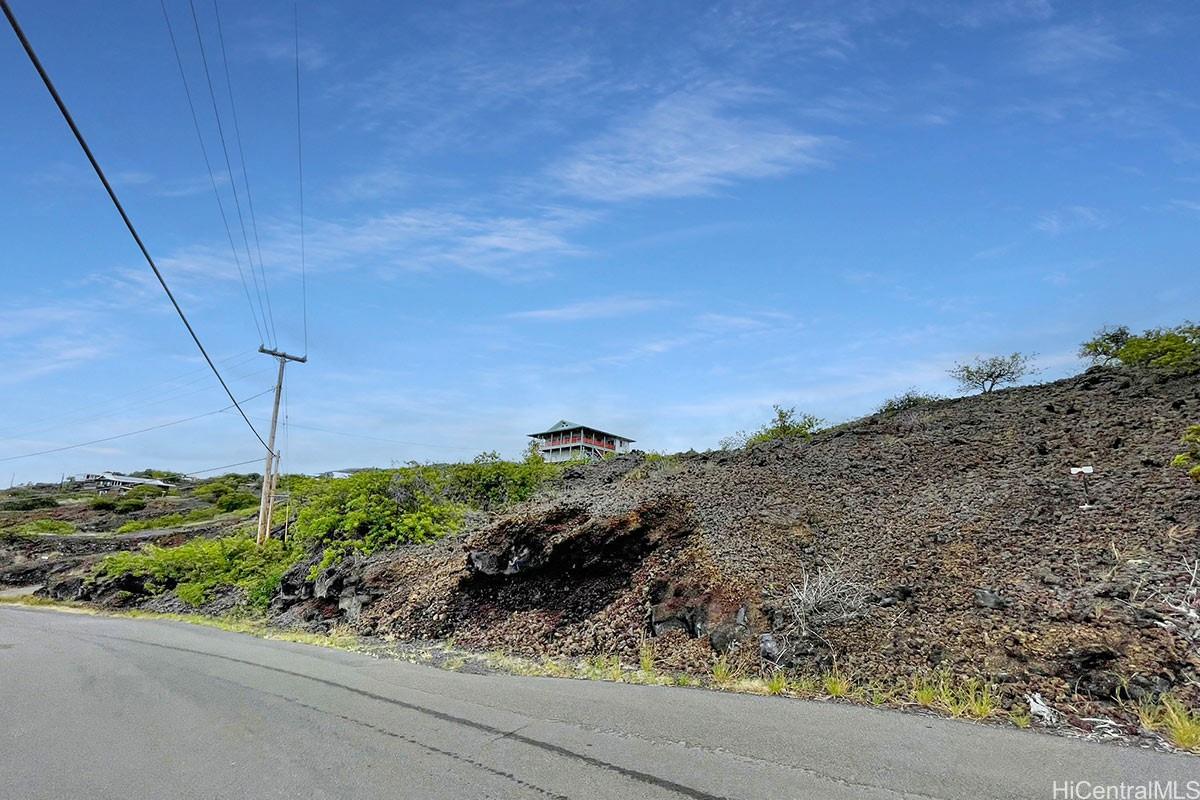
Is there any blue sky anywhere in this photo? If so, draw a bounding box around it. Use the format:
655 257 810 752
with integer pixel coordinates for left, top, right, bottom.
2 0 1197 482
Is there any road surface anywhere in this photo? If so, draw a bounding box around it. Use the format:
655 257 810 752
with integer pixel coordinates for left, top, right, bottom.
1 606 1193 799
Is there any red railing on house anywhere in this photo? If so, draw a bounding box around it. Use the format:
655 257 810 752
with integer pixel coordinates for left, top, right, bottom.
539 435 616 450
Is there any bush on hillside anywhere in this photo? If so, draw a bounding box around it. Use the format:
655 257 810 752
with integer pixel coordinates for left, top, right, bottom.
90 496 117 511
948 353 1037 394
0 495 59 511
1173 425 1200 483
721 406 824 450
876 389 943 416
1081 322 1200 375
123 484 169 501
115 506 223 534
114 498 147 514
215 491 259 512
11 519 75 535
289 459 560 577
96 535 296 609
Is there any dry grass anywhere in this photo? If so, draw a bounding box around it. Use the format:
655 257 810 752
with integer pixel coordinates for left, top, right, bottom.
1136 695 1200 752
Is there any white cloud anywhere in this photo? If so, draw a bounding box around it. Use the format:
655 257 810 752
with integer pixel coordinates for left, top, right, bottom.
1169 199 1200 215
550 85 830 202
1016 24 1125 77
507 296 667 322
1034 205 1107 235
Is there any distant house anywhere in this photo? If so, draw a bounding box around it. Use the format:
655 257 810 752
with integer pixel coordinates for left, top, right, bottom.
77 472 173 495
528 420 635 463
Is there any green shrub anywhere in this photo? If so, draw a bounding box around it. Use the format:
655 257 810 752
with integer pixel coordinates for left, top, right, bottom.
114 498 147 514
1172 425 1200 483
876 389 942 416
11 519 75 535
96 534 297 609
90 496 117 511
0 495 58 512
116 506 222 533
291 470 465 578
722 405 824 449
1081 322 1200 374
123 484 168 501
215 491 258 512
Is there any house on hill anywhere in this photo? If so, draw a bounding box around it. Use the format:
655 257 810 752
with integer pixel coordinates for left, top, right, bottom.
528 420 635 463
77 472 173 494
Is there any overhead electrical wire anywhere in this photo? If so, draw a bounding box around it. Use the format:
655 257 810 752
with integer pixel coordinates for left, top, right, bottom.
159 0 266 346
185 457 262 476
0 0 274 456
0 388 275 464
212 0 273 342
281 422 479 453
186 0 277 348
0 360 274 444
0 350 257 438
294 1 309 357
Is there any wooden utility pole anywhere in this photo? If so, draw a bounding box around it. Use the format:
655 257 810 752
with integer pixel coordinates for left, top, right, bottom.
256 346 306 546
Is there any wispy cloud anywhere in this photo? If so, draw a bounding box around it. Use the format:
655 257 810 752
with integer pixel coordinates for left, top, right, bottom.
507 296 667 322
1168 199 1200 216
549 85 831 202
274 206 594 278
1034 205 1108 235
1015 23 1126 78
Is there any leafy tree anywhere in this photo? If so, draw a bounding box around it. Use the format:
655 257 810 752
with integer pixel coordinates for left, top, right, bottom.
1079 325 1132 366
1079 322 1199 374
948 353 1036 394
524 439 545 465
1173 425 1200 483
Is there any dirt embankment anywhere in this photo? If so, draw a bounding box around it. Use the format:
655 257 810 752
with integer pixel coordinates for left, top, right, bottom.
265 367 1200 711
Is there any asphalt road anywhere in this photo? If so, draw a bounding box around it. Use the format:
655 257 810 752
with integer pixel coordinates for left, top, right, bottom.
1 606 1194 800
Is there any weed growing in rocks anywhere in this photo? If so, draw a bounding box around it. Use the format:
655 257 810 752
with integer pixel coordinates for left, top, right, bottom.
1135 695 1200 752
711 655 735 685
822 670 852 698
1008 707 1032 729
638 640 656 677
765 671 788 696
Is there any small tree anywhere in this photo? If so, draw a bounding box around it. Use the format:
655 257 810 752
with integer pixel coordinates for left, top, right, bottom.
722 405 824 449
1079 325 1132 366
948 353 1036 394
1079 322 1200 374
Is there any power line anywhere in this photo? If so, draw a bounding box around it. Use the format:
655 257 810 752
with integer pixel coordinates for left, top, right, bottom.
185 457 262 476
294 1 309 357
282 422 479 453
212 0 272 341
0 388 275 464
0 349 257 438
159 0 266 346
0 360 273 444
0 0 273 456
186 0 277 348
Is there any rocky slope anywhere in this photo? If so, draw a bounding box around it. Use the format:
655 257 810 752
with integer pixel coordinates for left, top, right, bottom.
266 367 1200 715
28 367 1200 720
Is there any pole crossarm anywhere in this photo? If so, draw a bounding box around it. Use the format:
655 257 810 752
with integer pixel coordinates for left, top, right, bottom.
258 346 307 364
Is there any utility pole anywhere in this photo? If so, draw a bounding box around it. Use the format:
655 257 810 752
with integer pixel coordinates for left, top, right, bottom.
256 346 306 545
